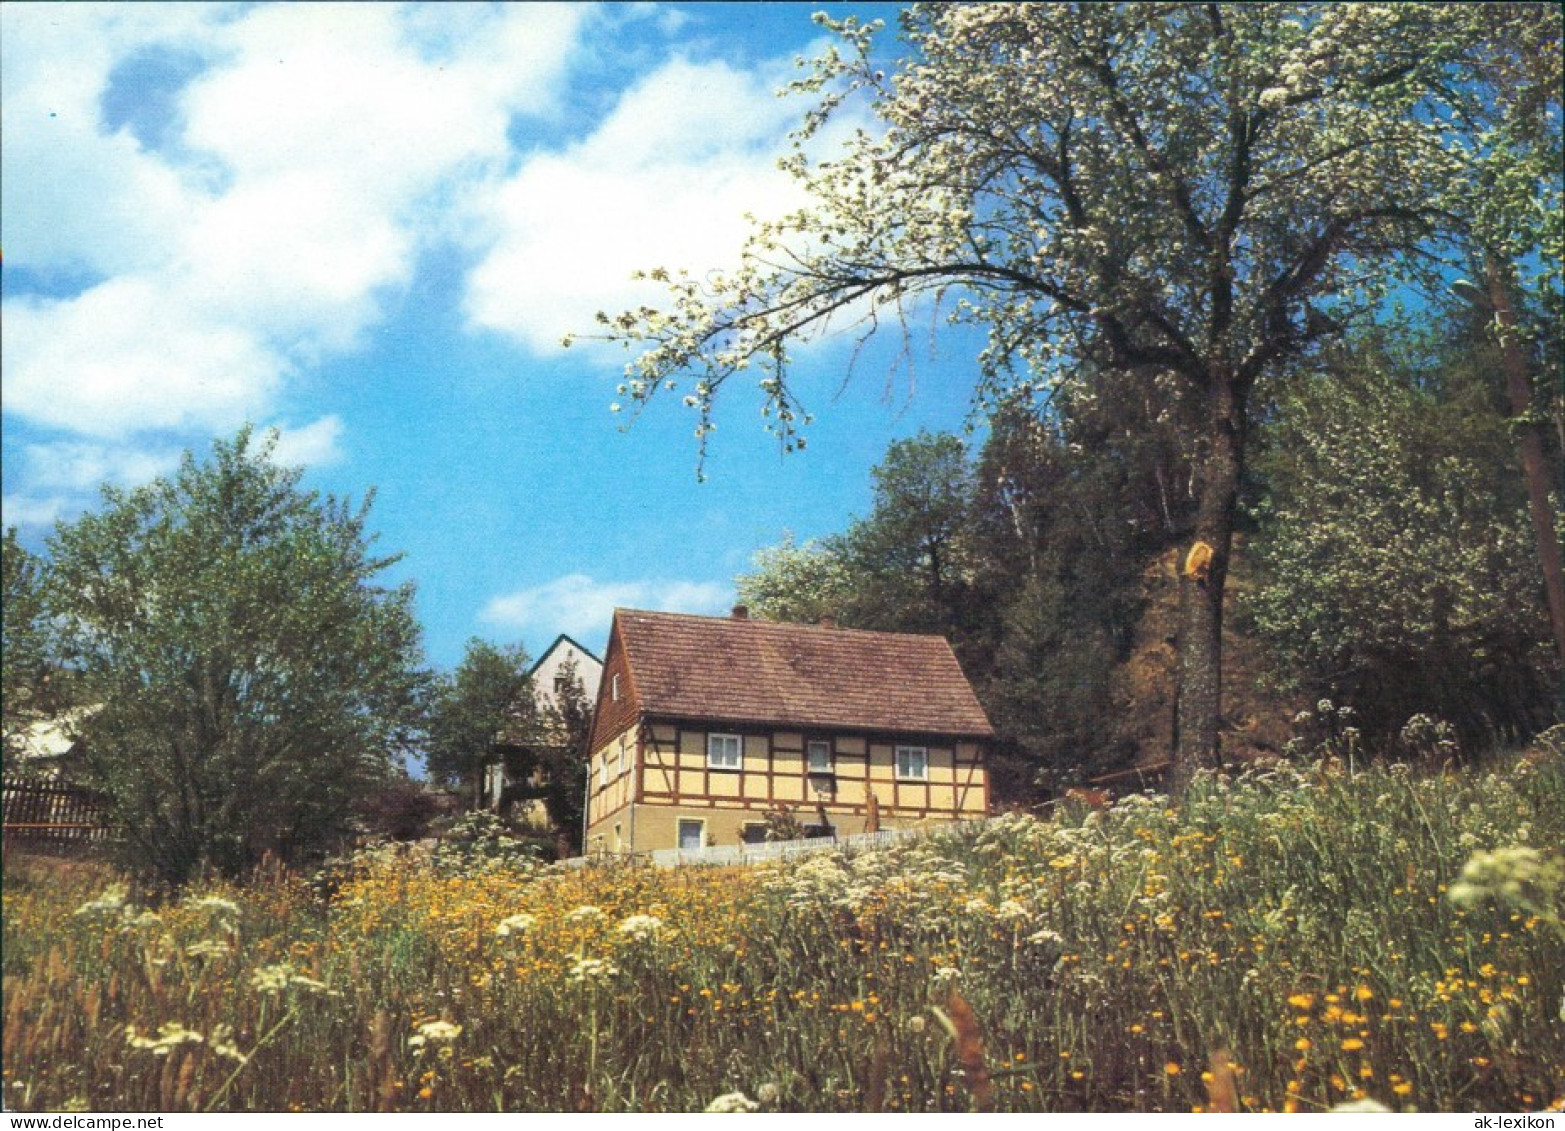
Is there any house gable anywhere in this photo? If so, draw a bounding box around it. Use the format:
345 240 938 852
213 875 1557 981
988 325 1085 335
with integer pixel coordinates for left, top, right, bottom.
528 634 603 713
587 620 642 753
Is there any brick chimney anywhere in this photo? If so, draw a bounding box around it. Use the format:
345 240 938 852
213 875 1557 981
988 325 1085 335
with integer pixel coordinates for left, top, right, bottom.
731 604 749 620
818 616 837 629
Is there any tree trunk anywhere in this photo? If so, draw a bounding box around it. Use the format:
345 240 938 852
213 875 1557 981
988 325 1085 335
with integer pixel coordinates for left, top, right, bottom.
1486 259 1565 687
1171 372 1246 791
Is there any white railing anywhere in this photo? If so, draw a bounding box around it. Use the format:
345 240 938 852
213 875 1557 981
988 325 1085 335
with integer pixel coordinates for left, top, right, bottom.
644 819 988 868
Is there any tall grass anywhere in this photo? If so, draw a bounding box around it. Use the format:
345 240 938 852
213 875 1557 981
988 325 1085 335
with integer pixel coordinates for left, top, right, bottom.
3 750 1561 1112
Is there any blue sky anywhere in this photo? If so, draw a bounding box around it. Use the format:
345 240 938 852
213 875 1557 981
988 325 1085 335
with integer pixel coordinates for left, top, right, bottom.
1 1 986 669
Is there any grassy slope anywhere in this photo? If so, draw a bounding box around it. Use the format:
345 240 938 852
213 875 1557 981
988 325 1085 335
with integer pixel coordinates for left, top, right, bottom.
3 748 1562 1113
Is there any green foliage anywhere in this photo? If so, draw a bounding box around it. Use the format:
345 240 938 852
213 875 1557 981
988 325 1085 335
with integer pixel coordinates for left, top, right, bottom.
839 431 978 634
42 428 428 887
434 810 549 876
1440 6 1562 318
988 569 1126 795
738 419 1154 799
970 403 1160 790
1246 331 1558 746
586 3 1536 777
761 804 807 843
2 527 62 771
738 432 983 640
735 534 854 626
531 656 594 853
425 639 534 804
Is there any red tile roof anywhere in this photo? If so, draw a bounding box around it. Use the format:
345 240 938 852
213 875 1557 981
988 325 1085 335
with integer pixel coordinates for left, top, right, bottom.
611 609 994 739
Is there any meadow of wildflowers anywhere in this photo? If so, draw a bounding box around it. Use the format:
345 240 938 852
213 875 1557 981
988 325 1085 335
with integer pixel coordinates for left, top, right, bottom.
3 749 1561 1113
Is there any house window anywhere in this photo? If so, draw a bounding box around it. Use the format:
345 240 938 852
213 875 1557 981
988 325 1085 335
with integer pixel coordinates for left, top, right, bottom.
677 818 705 851
806 739 833 774
618 736 629 775
895 745 928 781
707 733 742 771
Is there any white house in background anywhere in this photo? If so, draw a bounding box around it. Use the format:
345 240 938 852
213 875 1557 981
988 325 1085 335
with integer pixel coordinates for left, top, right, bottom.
529 634 603 717
482 634 603 816
4 706 99 778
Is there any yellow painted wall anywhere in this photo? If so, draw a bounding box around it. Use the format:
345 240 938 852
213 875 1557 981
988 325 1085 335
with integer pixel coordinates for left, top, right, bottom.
587 721 987 854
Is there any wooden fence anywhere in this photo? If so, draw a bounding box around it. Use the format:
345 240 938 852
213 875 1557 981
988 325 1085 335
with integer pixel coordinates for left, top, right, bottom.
2 778 114 854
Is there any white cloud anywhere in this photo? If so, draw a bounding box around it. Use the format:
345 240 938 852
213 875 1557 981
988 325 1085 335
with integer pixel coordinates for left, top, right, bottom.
1 2 588 441
463 55 814 354
2 279 285 438
0 494 77 532
0 435 185 532
16 438 182 494
268 415 346 469
480 573 733 644
0 2 222 277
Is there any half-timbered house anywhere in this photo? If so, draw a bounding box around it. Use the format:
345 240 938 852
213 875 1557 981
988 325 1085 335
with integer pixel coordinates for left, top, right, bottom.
584 607 993 854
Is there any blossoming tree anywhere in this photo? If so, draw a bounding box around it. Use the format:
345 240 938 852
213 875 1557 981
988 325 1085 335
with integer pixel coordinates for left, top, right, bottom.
580 3 1547 785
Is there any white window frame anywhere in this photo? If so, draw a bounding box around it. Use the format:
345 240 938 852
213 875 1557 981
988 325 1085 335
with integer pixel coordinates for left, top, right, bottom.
618 735 629 775
707 732 742 771
611 673 621 701
895 745 929 782
677 818 706 851
807 739 834 774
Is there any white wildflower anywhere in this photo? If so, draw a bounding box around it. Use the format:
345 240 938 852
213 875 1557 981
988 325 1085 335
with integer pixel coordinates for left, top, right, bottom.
995 898 1030 924
567 956 620 984
250 963 330 996
417 1020 462 1046
74 887 129 918
209 1024 248 1064
496 912 538 938
126 1022 204 1056
186 895 241 917
617 913 665 943
185 939 232 960
705 1091 760 1113
565 905 606 925
1332 1099 1392 1113
250 964 294 994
